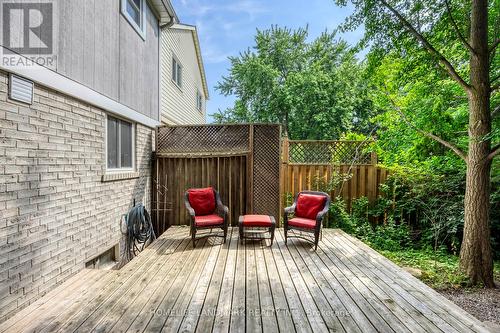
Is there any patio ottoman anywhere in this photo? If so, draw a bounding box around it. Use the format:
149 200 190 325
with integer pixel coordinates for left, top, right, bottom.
238 214 276 245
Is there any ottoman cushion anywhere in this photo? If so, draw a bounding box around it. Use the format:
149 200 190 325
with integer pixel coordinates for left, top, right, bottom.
242 214 273 227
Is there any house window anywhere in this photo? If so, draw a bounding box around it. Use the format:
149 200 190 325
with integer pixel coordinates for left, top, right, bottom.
107 115 135 171
121 0 146 39
196 90 203 111
172 57 182 88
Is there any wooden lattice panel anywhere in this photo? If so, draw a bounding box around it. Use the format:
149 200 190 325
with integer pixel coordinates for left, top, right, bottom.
288 140 373 164
252 125 281 221
157 125 250 155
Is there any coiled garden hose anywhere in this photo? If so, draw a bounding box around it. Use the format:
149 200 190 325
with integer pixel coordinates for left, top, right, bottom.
118 204 156 268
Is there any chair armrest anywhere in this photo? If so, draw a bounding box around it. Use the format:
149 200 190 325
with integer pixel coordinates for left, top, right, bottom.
214 190 229 217
184 192 196 217
186 206 196 217
284 203 296 215
316 197 331 224
218 205 229 217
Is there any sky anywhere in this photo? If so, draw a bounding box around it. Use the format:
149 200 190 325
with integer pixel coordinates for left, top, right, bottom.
171 0 365 122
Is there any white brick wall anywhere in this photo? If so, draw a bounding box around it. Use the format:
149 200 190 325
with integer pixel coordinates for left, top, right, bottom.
0 70 154 322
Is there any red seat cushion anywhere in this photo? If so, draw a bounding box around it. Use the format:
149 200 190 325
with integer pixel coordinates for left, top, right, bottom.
295 193 326 220
288 217 317 229
194 214 223 227
188 187 216 216
242 215 273 227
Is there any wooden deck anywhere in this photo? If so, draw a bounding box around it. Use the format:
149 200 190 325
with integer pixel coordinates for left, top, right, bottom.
0 227 491 333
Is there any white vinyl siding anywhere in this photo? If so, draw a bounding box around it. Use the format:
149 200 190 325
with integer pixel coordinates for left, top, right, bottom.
160 28 206 125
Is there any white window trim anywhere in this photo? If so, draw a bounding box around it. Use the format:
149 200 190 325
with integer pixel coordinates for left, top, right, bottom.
105 115 136 173
121 0 147 40
171 56 183 90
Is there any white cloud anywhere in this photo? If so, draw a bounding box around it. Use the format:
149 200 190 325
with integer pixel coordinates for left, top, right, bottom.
224 0 268 20
203 48 232 64
177 0 268 21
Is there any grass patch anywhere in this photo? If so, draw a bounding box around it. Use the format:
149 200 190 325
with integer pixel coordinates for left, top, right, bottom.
376 248 500 289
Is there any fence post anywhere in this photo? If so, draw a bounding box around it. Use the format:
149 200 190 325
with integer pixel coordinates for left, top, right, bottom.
282 137 289 163
247 125 254 214
151 152 157 235
370 150 377 165
369 150 378 203
280 137 289 227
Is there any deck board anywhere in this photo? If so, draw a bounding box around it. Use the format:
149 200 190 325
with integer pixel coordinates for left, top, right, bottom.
0 227 491 333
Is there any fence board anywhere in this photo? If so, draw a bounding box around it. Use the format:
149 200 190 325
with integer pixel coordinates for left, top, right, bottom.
281 139 388 212
281 163 387 210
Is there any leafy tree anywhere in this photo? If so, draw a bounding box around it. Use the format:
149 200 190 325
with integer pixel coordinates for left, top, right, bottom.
214 26 375 139
336 0 499 286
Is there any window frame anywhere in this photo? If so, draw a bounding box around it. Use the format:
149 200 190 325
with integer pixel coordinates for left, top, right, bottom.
172 56 183 89
196 90 203 112
121 0 147 40
105 115 136 173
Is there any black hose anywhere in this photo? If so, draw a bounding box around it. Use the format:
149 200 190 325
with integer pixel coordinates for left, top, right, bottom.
118 204 156 268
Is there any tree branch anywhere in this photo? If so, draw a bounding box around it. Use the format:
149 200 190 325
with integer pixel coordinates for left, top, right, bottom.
490 39 500 54
492 105 500 119
487 144 500 160
492 73 500 84
378 0 472 93
382 87 468 161
444 0 475 54
403 115 468 161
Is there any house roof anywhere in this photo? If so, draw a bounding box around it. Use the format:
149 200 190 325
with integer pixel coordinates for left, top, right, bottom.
148 0 179 27
169 23 210 99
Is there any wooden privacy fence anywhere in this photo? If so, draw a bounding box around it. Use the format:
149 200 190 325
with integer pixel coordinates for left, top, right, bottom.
281 139 389 210
152 126 389 235
152 124 281 236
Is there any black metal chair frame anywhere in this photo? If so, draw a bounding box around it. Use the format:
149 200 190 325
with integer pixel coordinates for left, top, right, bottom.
184 189 229 248
284 191 331 250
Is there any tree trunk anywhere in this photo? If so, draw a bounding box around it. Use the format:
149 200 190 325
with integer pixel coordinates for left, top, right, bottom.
459 0 495 287
461 141 494 286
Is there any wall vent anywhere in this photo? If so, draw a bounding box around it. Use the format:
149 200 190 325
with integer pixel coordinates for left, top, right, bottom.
9 74 34 104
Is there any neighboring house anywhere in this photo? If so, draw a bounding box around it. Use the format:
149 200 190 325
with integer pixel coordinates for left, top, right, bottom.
160 23 209 125
0 0 177 321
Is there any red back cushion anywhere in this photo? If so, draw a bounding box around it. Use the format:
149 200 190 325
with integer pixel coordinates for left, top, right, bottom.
295 193 326 220
188 187 216 216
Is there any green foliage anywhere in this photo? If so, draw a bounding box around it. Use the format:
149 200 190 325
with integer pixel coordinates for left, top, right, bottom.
328 196 411 251
357 220 412 252
332 0 500 261
214 25 376 139
380 249 471 289
382 249 500 289
327 197 356 232
326 192 500 288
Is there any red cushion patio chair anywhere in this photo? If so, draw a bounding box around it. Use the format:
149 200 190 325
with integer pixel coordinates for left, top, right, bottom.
284 191 330 250
184 187 229 248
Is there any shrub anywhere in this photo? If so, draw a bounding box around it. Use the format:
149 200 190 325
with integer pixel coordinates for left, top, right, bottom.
356 219 411 251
